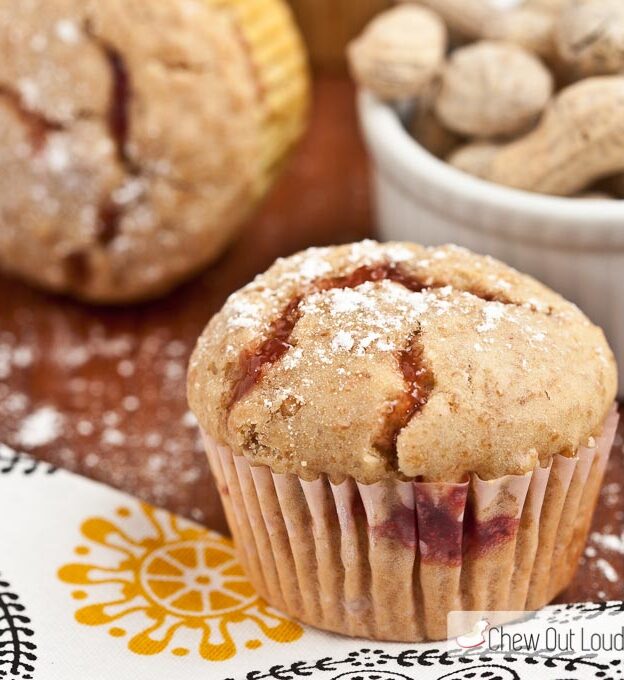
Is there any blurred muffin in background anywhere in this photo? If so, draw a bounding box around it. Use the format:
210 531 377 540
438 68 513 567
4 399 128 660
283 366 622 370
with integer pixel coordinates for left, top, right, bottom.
0 0 309 303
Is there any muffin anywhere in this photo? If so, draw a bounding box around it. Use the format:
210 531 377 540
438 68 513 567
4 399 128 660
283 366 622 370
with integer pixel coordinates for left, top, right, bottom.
188 240 618 641
0 0 308 303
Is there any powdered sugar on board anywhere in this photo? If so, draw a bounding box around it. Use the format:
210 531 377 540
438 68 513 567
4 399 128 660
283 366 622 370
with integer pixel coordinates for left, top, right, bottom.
0 321 224 530
15 406 64 448
577 442 624 599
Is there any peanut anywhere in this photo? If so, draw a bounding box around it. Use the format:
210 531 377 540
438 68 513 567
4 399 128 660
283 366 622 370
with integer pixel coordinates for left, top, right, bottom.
435 41 553 137
555 0 624 78
410 102 461 157
523 0 569 15
347 5 447 101
448 142 501 178
352 1 624 199
486 7 556 58
404 0 555 58
453 77 624 195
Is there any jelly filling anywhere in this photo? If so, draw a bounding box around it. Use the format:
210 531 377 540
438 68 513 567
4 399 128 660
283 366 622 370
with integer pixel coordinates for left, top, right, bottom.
0 86 63 152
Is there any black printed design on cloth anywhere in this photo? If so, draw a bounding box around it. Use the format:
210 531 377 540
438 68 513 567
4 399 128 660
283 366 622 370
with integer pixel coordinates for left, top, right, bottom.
229 619 624 680
0 445 56 475
0 573 37 679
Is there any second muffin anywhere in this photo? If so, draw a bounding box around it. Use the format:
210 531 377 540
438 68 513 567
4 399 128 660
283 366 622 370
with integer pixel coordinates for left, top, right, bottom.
0 0 308 302
188 240 618 641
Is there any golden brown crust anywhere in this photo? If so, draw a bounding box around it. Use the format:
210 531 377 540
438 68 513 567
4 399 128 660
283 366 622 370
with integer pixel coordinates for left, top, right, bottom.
0 0 307 302
188 241 617 483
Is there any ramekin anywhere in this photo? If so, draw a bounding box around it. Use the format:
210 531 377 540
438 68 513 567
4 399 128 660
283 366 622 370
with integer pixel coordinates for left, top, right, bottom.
357 91 624 394
201 408 618 642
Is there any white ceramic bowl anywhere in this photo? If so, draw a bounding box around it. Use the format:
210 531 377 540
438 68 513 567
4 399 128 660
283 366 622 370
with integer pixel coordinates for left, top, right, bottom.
358 90 624 394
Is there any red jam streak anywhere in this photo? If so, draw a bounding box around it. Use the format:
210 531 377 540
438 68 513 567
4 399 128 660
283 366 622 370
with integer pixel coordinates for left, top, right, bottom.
83 19 132 167
414 486 467 566
99 45 134 245
228 263 439 462
396 339 434 451
369 334 435 462
370 503 419 549
228 264 431 409
228 262 509 461
369 485 520 565
96 201 123 245
0 87 63 152
463 502 520 559
104 46 131 165
229 296 303 407
315 263 428 293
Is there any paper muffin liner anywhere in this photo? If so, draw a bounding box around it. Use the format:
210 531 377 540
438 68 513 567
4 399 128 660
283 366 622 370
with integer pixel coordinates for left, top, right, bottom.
202 406 619 642
220 0 310 192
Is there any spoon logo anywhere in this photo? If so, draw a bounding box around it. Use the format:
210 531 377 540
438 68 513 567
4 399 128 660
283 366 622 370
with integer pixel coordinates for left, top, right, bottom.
456 618 489 649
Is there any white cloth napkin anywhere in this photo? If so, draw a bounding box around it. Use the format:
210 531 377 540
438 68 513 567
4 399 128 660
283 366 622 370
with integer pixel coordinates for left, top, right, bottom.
1 445 622 680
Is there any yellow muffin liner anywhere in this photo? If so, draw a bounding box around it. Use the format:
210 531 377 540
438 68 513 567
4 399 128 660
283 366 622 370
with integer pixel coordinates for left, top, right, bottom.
202 406 618 642
213 0 310 194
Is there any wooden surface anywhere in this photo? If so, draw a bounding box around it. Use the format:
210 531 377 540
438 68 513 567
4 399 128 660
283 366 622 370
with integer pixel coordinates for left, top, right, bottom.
287 0 392 71
0 76 622 605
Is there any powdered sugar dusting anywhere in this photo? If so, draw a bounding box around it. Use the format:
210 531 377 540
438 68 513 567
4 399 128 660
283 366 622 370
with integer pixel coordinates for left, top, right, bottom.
226 297 265 331
43 136 71 173
299 253 333 280
218 240 571 391
282 347 303 370
595 558 618 583
476 303 506 333
590 531 624 554
303 281 429 338
331 330 354 352
316 286 376 316
16 406 64 448
217 242 564 369
0 340 35 380
55 19 81 45
0 321 221 528
216 242 574 383
276 245 332 284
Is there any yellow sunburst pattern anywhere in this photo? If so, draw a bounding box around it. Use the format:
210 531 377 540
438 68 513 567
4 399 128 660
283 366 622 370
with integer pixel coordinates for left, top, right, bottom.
57 502 303 661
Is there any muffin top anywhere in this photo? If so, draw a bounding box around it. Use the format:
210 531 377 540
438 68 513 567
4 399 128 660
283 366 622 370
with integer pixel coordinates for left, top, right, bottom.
188 241 617 483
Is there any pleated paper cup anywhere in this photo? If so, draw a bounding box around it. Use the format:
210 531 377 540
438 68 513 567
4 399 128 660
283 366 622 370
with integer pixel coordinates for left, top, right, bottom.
202 407 618 642
222 0 310 194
